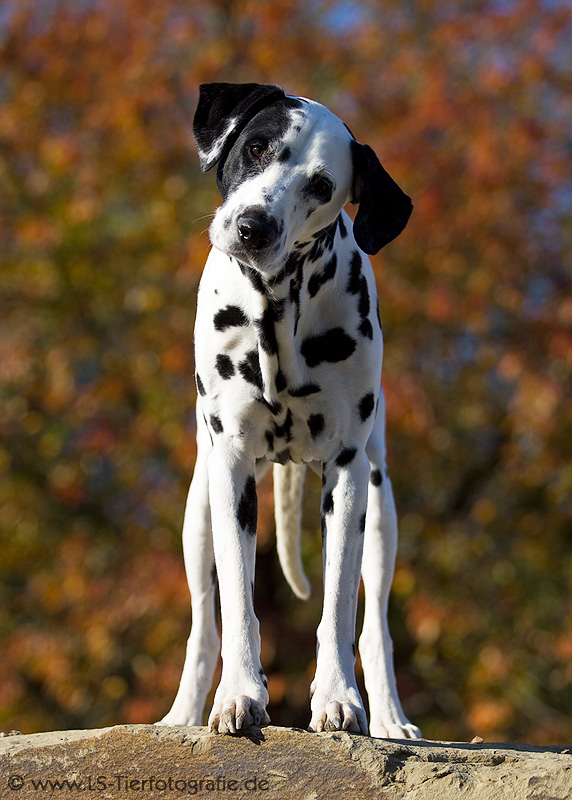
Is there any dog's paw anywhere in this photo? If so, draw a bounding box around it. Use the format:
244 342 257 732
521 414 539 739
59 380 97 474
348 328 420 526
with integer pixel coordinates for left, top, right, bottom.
155 715 177 727
155 711 200 727
155 696 204 727
309 699 368 735
369 720 422 740
208 695 270 735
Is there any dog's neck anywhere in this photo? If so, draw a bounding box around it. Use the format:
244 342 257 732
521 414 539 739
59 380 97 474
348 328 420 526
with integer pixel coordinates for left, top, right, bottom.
238 214 346 411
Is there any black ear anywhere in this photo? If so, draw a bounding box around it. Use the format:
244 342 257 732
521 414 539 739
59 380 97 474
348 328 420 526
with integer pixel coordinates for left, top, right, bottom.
193 82 285 172
351 140 412 255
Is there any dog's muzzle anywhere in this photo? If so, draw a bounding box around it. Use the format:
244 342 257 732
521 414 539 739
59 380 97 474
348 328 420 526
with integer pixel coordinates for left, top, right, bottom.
237 207 279 251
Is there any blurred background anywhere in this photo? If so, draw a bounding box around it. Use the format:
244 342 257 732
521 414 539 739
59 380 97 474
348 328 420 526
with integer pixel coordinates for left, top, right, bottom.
1 0 571 744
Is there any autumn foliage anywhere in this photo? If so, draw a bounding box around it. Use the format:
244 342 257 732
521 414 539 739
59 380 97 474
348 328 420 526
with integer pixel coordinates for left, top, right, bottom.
1 0 571 743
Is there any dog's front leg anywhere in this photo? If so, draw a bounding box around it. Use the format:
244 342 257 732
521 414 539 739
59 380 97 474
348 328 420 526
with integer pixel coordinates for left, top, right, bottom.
360 401 422 739
207 438 270 734
360 466 421 739
158 406 219 727
309 449 370 735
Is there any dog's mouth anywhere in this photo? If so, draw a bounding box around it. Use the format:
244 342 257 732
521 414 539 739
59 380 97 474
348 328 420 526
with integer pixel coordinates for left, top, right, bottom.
210 209 288 273
217 236 286 272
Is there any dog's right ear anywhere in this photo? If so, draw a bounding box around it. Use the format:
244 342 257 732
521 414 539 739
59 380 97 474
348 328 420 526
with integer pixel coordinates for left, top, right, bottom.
193 83 285 172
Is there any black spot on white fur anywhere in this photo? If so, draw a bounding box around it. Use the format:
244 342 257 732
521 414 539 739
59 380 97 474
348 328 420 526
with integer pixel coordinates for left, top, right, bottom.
213 304 249 331
307 253 337 298
370 469 383 487
237 475 257 535
307 414 325 439
357 275 373 339
335 447 357 467
256 314 277 356
359 319 373 339
216 354 235 379
210 414 224 434
239 350 263 391
301 328 356 368
358 276 370 318
289 383 321 397
239 263 267 294
274 409 293 442
347 251 362 295
261 398 283 416
322 491 334 515
275 448 291 464
307 220 337 260
255 299 285 356
275 369 287 393
358 392 375 422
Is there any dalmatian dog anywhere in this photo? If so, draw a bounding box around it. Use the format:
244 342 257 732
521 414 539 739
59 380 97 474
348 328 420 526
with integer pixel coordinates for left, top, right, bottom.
158 82 421 738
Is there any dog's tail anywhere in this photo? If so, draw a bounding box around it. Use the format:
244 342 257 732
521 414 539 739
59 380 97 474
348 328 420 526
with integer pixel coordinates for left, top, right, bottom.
273 462 311 600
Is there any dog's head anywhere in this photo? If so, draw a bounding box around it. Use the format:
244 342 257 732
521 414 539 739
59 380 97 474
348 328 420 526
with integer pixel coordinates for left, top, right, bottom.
193 82 412 271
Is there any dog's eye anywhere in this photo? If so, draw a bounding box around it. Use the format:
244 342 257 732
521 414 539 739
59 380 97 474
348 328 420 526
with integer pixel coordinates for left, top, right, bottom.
308 175 334 203
248 142 266 159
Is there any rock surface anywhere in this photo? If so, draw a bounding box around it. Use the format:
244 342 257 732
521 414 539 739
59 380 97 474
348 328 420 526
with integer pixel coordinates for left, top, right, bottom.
1 725 571 799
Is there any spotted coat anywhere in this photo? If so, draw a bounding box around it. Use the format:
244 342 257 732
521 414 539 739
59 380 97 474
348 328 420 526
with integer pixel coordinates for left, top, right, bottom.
159 83 421 741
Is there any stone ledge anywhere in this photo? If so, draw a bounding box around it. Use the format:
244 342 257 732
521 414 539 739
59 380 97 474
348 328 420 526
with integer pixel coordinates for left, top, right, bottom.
1 724 571 799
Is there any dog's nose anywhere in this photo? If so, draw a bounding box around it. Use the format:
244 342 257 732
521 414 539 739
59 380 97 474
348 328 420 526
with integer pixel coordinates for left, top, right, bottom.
237 209 279 251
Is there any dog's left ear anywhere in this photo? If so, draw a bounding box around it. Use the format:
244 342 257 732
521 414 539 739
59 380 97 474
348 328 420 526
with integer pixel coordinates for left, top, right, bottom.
351 140 412 255
193 82 285 172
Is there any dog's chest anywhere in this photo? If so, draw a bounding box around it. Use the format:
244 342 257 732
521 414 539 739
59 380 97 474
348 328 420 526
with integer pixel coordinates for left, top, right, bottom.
194 232 382 463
